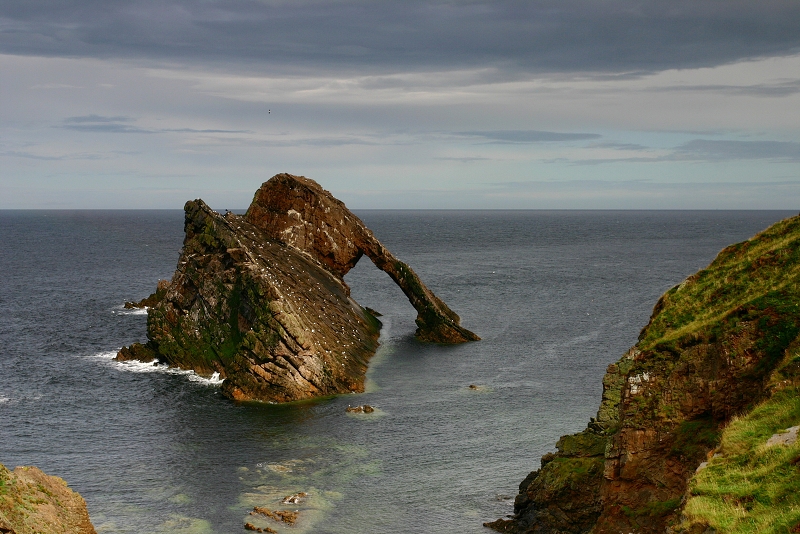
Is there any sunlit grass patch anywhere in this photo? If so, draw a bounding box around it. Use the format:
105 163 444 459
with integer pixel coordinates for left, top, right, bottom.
683 384 800 533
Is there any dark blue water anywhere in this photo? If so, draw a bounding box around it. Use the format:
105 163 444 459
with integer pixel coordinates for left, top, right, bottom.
0 210 794 533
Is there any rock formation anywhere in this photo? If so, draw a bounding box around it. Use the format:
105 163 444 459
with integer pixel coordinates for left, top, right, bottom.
0 463 96 534
244 174 479 343
118 173 478 402
486 213 800 533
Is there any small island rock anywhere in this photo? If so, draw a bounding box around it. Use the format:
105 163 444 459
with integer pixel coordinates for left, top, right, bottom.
117 174 478 403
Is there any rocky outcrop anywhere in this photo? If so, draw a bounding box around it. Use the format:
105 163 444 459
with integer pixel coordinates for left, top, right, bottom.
244 174 479 343
0 463 96 534
118 174 478 402
487 213 800 533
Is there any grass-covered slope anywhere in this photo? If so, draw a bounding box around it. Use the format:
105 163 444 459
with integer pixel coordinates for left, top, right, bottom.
639 214 800 359
488 213 800 534
681 348 800 533
0 463 96 534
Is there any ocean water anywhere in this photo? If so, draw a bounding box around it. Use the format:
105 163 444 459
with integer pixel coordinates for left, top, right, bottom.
0 209 794 533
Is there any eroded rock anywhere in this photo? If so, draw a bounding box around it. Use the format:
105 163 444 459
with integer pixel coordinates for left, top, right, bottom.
244 174 480 343
118 174 478 403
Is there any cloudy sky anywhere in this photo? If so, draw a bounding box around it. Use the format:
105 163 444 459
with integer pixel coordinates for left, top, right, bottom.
2 0 800 209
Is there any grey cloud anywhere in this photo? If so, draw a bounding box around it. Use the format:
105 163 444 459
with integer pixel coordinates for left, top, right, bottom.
58 116 252 134
673 139 800 161
2 1 800 75
61 123 155 133
3 150 105 160
652 80 800 97
64 114 133 123
164 128 253 134
589 142 650 151
571 139 800 165
457 130 601 144
435 156 493 163
60 115 150 133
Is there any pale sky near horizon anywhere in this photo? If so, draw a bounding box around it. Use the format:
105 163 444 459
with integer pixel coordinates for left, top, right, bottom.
2 1 800 209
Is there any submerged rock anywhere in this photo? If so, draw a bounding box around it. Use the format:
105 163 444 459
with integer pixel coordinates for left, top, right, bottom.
0 463 96 534
118 174 478 402
345 404 374 413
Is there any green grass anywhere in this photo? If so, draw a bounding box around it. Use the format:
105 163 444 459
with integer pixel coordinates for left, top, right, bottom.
683 377 800 533
638 215 800 350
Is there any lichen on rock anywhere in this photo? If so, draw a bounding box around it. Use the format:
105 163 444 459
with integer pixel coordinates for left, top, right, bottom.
118 173 478 402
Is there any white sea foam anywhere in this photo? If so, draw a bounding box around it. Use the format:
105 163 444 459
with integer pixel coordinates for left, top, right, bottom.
91 351 224 386
111 306 148 316
0 393 42 406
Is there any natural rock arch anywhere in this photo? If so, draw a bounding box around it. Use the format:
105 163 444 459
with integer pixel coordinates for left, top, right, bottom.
244 173 479 343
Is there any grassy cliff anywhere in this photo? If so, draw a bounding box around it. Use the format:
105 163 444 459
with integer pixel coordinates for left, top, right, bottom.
0 463 96 534
681 347 800 533
488 213 800 534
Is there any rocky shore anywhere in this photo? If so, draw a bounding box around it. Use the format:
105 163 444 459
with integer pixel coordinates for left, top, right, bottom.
487 213 800 533
118 174 478 402
0 463 96 534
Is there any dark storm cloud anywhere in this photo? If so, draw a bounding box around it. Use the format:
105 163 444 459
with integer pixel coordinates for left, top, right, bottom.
457 130 601 143
2 0 800 74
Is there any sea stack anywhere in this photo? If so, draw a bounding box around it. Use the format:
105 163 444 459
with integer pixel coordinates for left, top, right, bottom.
118 173 478 402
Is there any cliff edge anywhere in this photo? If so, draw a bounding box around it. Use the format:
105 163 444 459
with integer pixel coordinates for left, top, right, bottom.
487 213 800 533
0 463 96 534
118 174 478 402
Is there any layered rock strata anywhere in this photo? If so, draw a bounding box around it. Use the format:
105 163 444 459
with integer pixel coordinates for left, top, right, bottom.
0 463 96 534
487 213 800 533
244 174 479 343
119 174 478 402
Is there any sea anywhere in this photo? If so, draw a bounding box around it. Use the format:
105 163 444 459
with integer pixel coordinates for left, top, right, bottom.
0 209 795 534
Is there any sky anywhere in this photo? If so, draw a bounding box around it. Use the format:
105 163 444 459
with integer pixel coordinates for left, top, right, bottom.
2 0 800 209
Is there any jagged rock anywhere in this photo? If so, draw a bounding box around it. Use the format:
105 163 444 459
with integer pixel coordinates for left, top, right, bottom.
244 174 479 343
345 404 374 413
281 492 307 504
123 279 169 309
115 342 157 363
250 507 298 525
0 463 96 534
118 174 478 402
488 213 800 533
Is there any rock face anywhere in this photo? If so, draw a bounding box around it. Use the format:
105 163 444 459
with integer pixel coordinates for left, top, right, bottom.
487 213 800 533
0 463 96 534
118 174 478 402
244 174 480 343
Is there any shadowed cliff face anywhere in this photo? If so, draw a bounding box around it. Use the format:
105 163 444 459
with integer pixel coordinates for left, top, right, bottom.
487 214 800 534
118 174 477 402
244 174 479 343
